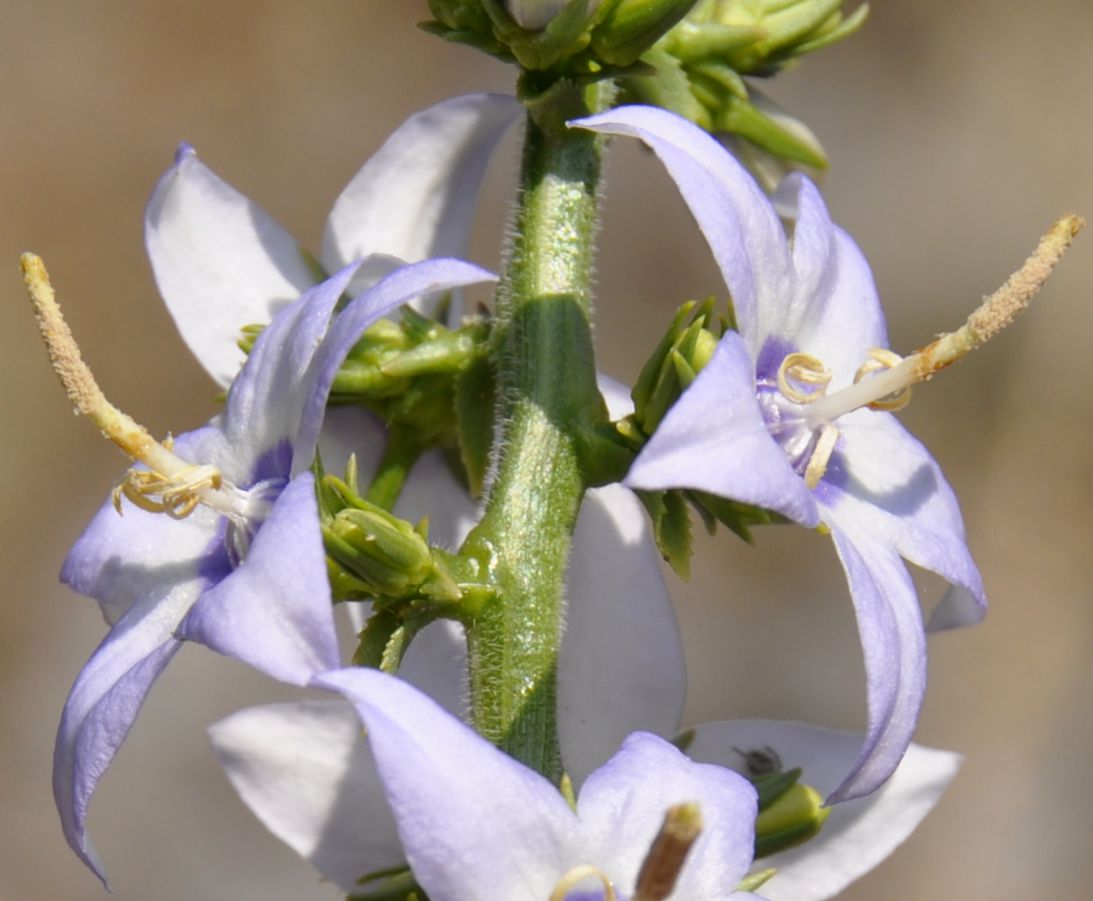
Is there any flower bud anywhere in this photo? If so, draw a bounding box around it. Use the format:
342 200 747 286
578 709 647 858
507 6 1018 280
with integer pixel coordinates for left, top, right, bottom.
506 0 603 30
589 0 700 67
753 781 830 858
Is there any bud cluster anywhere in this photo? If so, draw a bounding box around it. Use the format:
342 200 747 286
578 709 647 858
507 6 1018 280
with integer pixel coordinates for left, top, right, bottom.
618 0 868 187
618 299 777 577
423 0 699 77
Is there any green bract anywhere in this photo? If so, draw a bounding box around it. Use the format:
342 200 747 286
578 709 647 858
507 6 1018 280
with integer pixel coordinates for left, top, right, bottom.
617 0 868 185
423 0 701 76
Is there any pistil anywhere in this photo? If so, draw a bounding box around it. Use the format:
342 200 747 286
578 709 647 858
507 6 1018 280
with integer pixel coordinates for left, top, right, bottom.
803 214 1083 428
23 253 248 521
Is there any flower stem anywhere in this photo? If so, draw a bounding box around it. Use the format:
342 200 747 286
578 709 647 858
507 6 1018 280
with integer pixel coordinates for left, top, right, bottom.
365 428 423 510
461 82 610 781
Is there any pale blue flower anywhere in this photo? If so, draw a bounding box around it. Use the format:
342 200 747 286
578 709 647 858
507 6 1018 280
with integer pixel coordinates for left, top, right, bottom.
55 257 494 885
145 93 522 387
211 677 961 900
313 668 763 901
572 105 986 802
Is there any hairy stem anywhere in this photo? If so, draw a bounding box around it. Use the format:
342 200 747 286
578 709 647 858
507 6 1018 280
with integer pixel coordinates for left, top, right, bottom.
461 83 609 780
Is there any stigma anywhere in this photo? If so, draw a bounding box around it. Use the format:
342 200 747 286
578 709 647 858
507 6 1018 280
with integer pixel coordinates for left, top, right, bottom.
23 253 271 552
760 214 1084 489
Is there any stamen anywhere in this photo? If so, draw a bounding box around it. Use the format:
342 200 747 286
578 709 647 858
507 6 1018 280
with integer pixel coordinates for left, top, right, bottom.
22 253 242 519
776 352 831 404
852 349 912 412
804 214 1084 426
803 423 839 489
549 865 617 901
633 802 703 901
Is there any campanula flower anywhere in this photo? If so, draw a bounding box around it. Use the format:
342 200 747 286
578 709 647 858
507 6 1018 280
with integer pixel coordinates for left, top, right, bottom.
50 256 494 885
145 93 521 387
571 105 986 802
211 680 960 899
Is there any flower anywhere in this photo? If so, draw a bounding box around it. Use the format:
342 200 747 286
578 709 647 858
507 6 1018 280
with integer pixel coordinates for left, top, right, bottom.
292 667 766 901
208 381 960 899
211 680 960 900
52 256 495 885
145 91 688 789
145 92 522 388
571 104 986 801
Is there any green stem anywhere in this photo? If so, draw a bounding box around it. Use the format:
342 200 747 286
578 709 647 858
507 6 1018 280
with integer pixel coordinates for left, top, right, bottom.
365 428 423 510
461 83 609 781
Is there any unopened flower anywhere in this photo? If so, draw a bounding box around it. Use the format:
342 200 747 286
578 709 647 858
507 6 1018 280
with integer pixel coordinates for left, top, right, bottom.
572 105 987 802
506 0 604 31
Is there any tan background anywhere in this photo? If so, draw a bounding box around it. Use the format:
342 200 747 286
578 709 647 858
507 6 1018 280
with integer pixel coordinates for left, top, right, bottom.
2 2 1090 898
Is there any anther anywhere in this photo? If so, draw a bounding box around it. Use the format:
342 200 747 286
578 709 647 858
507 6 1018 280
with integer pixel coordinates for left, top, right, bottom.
803 424 839 489
852 349 912 412
549 865 617 901
803 214 1083 427
777 352 831 404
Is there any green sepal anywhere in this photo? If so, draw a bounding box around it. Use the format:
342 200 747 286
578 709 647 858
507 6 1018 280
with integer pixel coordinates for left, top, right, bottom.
638 488 693 580
752 766 803 811
589 0 700 67
617 44 711 127
481 0 599 70
453 350 495 499
352 608 404 669
575 421 636 488
736 868 777 893
663 21 763 64
713 93 829 169
689 489 782 543
348 863 428 901
754 781 831 858
791 2 869 57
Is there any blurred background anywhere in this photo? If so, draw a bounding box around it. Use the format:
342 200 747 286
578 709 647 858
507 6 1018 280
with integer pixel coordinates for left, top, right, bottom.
2 2 1090 898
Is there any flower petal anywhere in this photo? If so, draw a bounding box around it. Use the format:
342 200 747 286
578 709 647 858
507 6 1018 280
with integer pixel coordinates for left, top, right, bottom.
313 668 576 901
209 700 402 893
572 105 792 350
625 331 819 526
821 412 986 630
53 595 190 884
293 258 497 473
685 719 962 901
769 176 888 384
222 262 361 470
177 474 338 685
821 517 928 803
145 144 318 387
559 484 686 785
322 93 520 305
577 732 758 898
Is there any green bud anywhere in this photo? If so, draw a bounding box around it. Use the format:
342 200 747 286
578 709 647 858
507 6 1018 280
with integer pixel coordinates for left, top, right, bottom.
326 507 436 597
753 781 831 858
589 0 700 67
617 0 867 185
321 479 461 604
505 0 603 31
632 298 723 436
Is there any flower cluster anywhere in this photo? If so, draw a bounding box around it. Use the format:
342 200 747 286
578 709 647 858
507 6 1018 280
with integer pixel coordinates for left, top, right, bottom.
29 14 1078 899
